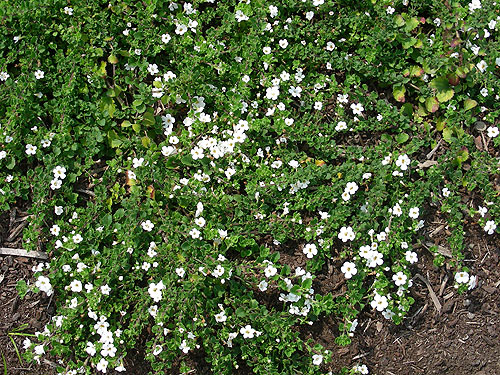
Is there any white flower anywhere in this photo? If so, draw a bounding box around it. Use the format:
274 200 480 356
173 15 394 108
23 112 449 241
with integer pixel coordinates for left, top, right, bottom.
487 126 499 138
35 275 53 296
305 11 314 20
73 234 83 244
213 264 225 278
147 63 159 75
258 280 268 291
264 264 277 278
338 226 355 242
142 220 154 231
341 262 357 279
101 284 111 295
314 101 323 110
235 10 249 22
148 281 165 302
395 154 411 171
354 364 369 374
176 267 185 278
0 71 10 81
442 187 450 197
179 339 191 353
161 145 176 157
63 6 73 15
34 344 45 355
189 228 201 239
350 103 364 115
386 6 395 14
392 271 407 286
161 33 171 43
96 358 108 373
53 166 67 179
484 220 496 234
195 217 206 227
371 294 388 311
335 121 347 131
266 86 280 100
312 354 323 365
34 70 45 79
476 60 488 73
345 182 358 195
50 224 60 236
405 251 418 264
279 39 288 48
367 251 384 268
455 271 469 284
175 24 188 35
392 203 403 217
289 86 302 97
240 324 255 338
54 206 63 215
409 207 420 219
215 311 227 323
303 243 318 258
25 144 37 155
70 280 82 293
262 46 272 55
152 345 163 356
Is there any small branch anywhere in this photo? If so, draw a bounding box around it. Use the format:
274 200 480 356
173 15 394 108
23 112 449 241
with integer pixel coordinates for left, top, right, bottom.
415 273 442 313
75 189 96 197
0 247 48 260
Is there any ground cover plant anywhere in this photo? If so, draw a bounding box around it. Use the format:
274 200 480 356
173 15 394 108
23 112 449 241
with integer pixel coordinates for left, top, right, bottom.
0 0 499 374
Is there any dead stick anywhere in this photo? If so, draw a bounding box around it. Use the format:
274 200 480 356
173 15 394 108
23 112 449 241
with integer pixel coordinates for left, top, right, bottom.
415 273 442 313
0 247 48 260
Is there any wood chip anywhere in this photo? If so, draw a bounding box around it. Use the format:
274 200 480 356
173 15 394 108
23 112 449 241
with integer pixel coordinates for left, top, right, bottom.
6 221 28 242
426 139 442 159
425 242 452 257
415 273 442 313
418 160 438 169
0 247 48 260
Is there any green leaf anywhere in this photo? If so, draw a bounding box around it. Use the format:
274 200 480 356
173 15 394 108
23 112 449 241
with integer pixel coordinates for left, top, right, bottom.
436 89 454 103
394 14 405 27
235 307 246 317
132 123 141 133
430 76 451 91
108 54 118 64
404 17 420 32
181 155 193 166
464 98 477 111
16 280 28 298
400 103 413 117
393 85 406 102
425 97 439 113
302 278 312 290
141 136 151 148
442 127 453 143
402 37 417 49
395 132 409 144
6 157 15 169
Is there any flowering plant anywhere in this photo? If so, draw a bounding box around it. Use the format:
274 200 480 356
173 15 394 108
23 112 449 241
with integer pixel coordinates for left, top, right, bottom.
1 0 498 374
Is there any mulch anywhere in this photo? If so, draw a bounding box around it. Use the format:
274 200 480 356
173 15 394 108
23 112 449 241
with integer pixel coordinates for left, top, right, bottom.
1 204 499 375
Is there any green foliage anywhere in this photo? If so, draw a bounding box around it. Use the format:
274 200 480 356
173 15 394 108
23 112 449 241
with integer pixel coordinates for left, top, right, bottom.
0 0 498 374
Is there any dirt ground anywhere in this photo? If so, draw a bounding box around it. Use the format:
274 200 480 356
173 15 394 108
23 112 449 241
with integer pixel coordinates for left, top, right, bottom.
1 205 499 375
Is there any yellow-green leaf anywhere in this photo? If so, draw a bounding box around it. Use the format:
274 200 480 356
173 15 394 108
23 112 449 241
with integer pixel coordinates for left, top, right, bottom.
393 85 406 102
464 98 477 111
425 97 439 113
108 54 118 64
436 89 454 103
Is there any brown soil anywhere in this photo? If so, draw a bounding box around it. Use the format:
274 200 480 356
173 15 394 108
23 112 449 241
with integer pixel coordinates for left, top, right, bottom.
1 208 499 375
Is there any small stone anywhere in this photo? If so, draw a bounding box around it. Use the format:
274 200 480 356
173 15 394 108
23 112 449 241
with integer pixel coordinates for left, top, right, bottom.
474 121 486 131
